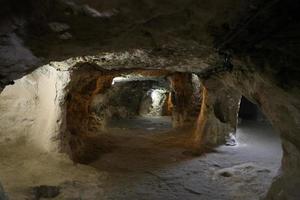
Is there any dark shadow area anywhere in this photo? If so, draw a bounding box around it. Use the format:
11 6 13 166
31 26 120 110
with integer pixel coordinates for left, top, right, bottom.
238 96 266 121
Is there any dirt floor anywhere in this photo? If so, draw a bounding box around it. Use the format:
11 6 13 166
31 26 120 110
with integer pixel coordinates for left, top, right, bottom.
0 117 282 200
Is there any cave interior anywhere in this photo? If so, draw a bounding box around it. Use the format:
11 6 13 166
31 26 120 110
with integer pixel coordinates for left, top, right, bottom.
0 0 299 200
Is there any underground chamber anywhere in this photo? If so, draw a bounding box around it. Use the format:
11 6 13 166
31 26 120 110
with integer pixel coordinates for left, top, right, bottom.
0 64 286 200
0 0 300 199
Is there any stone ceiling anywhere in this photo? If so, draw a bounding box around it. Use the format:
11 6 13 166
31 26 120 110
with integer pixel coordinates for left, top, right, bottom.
1 0 299 89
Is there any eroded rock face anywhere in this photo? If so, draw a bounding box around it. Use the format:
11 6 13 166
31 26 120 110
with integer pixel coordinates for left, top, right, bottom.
5 0 241 58
2 0 240 88
192 78 241 148
168 73 201 127
1 0 300 199
64 65 113 162
215 63 300 200
0 65 69 152
139 88 169 116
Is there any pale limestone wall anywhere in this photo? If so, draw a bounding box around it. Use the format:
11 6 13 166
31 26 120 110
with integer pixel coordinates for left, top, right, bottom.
0 65 70 152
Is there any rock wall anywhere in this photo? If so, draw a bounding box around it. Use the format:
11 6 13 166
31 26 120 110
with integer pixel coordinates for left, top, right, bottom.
189 74 202 121
168 73 194 127
193 78 241 149
139 89 168 117
216 65 300 200
191 52 299 199
211 0 300 198
139 91 154 116
0 65 69 152
65 65 113 162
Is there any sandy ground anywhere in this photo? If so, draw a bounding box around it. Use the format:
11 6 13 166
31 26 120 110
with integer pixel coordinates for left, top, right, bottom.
0 117 282 200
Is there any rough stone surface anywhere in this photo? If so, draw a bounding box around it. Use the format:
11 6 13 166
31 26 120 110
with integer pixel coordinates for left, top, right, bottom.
168 73 197 127
214 64 300 200
193 79 241 148
0 0 300 199
139 88 169 117
0 0 232 88
0 65 69 152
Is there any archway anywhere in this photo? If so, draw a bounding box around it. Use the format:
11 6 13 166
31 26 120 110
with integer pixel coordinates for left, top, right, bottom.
64 64 203 163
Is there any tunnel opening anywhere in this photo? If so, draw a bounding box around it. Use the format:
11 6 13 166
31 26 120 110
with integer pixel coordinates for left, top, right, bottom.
232 96 283 194
238 96 267 122
235 96 283 151
98 75 171 123
236 96 282 148
65 66 203 163
92 74 174 136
